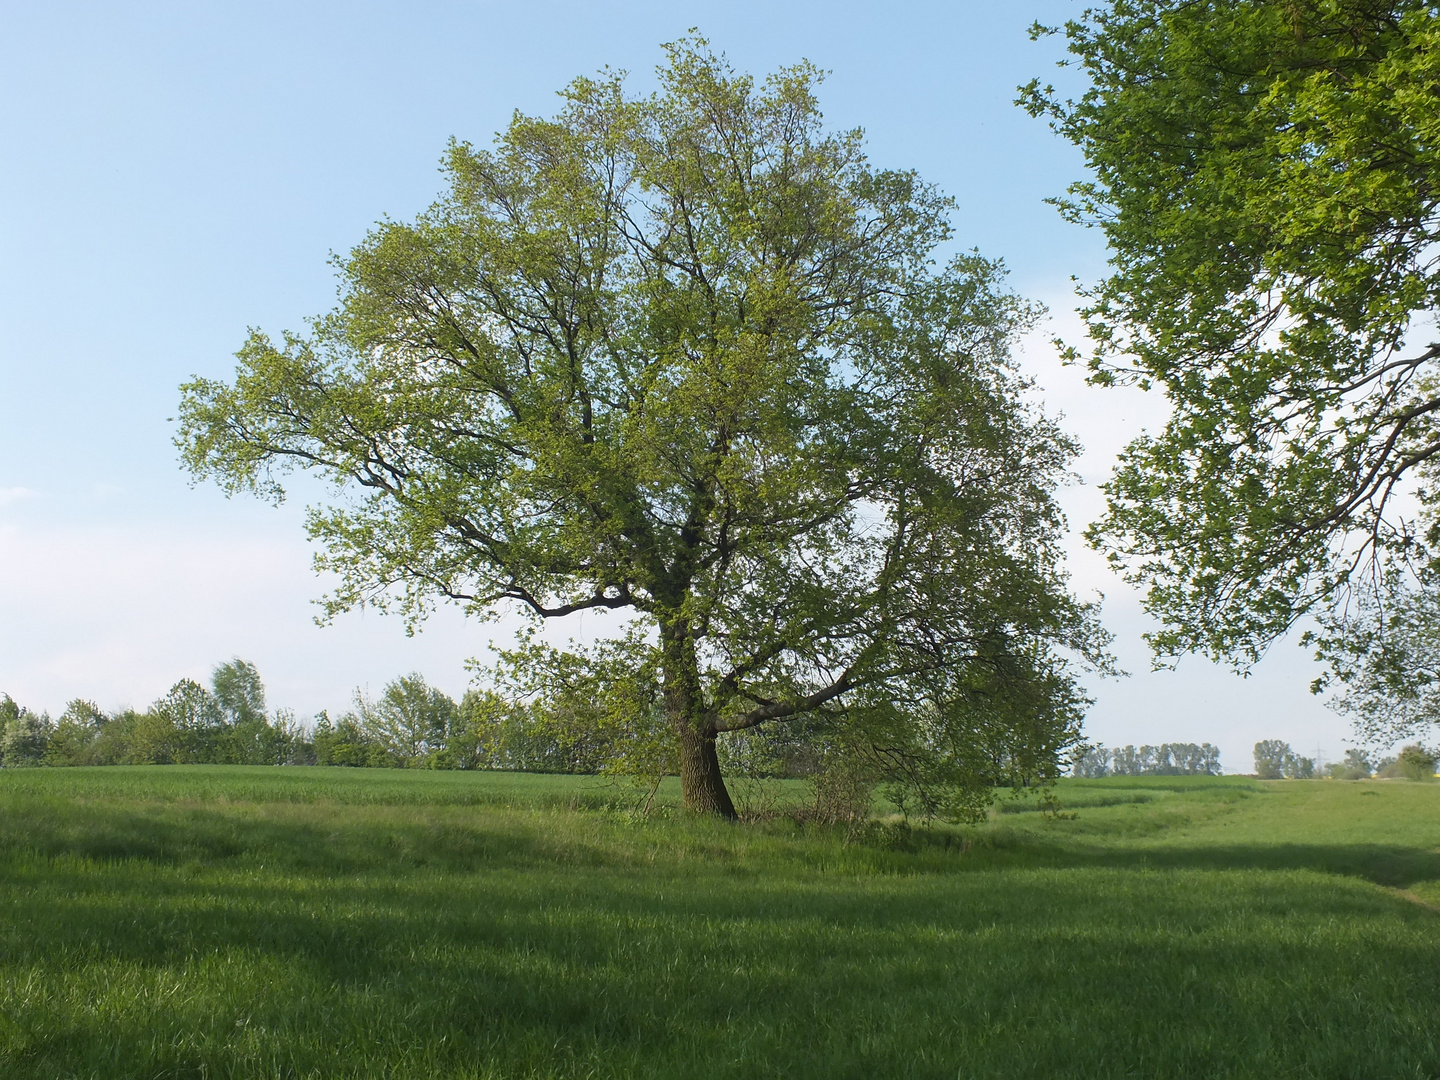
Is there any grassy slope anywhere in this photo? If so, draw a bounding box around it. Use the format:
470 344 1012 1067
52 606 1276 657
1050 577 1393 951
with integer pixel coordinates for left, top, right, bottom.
0 768 1437 1079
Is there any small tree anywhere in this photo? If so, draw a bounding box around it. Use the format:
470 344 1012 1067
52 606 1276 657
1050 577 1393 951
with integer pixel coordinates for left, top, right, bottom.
1328 749 1373 780
437 693 499 771
44 700 107 765
1391 744 1438 781
1253 740 1291 780
0 695 17 747
151 678 225 762
313 710 378 767
354 675 457 767
1281 750 1316 781
2 705 51 767
212 659 266 726
1198 743 1222 776
1070 744 1110 778
1111 745 1140 776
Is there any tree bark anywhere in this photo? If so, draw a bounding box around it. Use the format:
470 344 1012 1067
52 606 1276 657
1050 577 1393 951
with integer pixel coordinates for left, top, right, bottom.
661 619 738 818
677 721 737 818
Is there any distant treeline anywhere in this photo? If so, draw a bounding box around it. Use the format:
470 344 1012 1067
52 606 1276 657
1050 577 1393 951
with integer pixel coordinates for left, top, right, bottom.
0 659 844 778
1252 740 1315 780
1254 741 1440 781
1069 743 1222 778
1071 741 1436 782
1304 744 1437 782
0 660 612 773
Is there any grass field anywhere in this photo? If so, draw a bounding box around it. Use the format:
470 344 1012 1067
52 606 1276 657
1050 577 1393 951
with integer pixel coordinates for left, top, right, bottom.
1 767 1437 1079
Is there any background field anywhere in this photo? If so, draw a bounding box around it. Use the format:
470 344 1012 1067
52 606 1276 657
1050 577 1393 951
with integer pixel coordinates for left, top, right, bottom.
1 767 1437 1079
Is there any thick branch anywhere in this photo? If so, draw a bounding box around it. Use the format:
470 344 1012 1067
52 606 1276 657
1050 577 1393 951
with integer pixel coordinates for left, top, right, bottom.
716 670 855 733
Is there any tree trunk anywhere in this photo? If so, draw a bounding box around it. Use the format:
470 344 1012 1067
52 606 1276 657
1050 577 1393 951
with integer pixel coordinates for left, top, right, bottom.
660 619 738 818
677 722 737 818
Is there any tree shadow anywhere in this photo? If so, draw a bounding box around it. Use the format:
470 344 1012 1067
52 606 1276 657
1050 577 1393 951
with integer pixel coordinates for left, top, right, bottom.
4 839 1440 1080
888 824 1440 890
2 796 1440 1079
1084 841 1440 889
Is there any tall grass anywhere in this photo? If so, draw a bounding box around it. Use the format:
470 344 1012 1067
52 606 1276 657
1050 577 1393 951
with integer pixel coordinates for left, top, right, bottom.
0 767 1437 1078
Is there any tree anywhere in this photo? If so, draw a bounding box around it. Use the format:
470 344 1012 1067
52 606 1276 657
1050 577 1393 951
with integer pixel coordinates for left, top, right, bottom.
1327 748 1373 780
122 708 184 765
179 38 1108 816
200 659 299 765
353 674 457 767
312 710 379 767
151 678 225 762
439 691 506 771
1283 750 1317 780
45 699 107 765
1391 743 1437 780
2 705 51 767
444 688 611 774
1070 744 1111 778
1253 739 1316 780
212 659 266 726
1253 740 1290 781
0 694 17 746
1078 741 1221 777
1023 4 1440 691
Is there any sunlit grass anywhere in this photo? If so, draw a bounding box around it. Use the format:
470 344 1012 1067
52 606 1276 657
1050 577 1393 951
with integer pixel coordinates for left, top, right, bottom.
0 767 1437 1078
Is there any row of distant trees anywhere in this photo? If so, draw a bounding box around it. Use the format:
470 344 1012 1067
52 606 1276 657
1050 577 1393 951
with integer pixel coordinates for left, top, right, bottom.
1069 743 1223 778
0 660 613 773
1251 740 1316 780
1302 744 1438 782
1068 740 1438 781
0 660 865 781
1253 741 1439 781
9 663 1434 787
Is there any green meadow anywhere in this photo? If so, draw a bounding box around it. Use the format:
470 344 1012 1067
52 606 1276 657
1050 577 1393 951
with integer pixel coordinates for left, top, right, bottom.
1 767 1438 1079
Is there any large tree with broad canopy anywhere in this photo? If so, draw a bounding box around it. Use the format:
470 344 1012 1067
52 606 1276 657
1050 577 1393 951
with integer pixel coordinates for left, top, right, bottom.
179 38 1106 815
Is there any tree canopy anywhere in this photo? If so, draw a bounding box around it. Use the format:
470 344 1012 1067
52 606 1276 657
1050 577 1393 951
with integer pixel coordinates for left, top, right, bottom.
179 38 1106 816
1024 2 1440 725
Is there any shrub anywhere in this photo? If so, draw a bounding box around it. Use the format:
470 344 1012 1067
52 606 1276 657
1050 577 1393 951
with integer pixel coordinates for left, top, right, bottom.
1326 749 1373 780
1377 745 1438 781
1 704 51 766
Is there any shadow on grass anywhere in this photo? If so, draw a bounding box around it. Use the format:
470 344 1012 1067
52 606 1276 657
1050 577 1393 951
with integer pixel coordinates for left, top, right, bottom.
0 798 610 875
855 814 1440 889
985 837 1440 889
3 834 1440 1080
5 790 1440 894
3 786 1440 1078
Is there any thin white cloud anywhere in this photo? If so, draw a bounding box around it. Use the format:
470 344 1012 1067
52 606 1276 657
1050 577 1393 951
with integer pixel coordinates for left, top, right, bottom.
0 517 495 721
0 487 38 507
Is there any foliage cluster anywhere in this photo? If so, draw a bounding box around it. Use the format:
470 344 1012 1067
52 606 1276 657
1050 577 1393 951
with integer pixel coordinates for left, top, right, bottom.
1253 740 1316 780
1327 749 1375 781
1069 741 1221 778
313 682 616 774
1374 744 1439 781
2 654 1068 823
1025 1 1440 689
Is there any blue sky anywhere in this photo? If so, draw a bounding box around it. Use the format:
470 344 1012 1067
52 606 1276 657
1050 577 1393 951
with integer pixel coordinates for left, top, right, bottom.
0 1 1346 770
